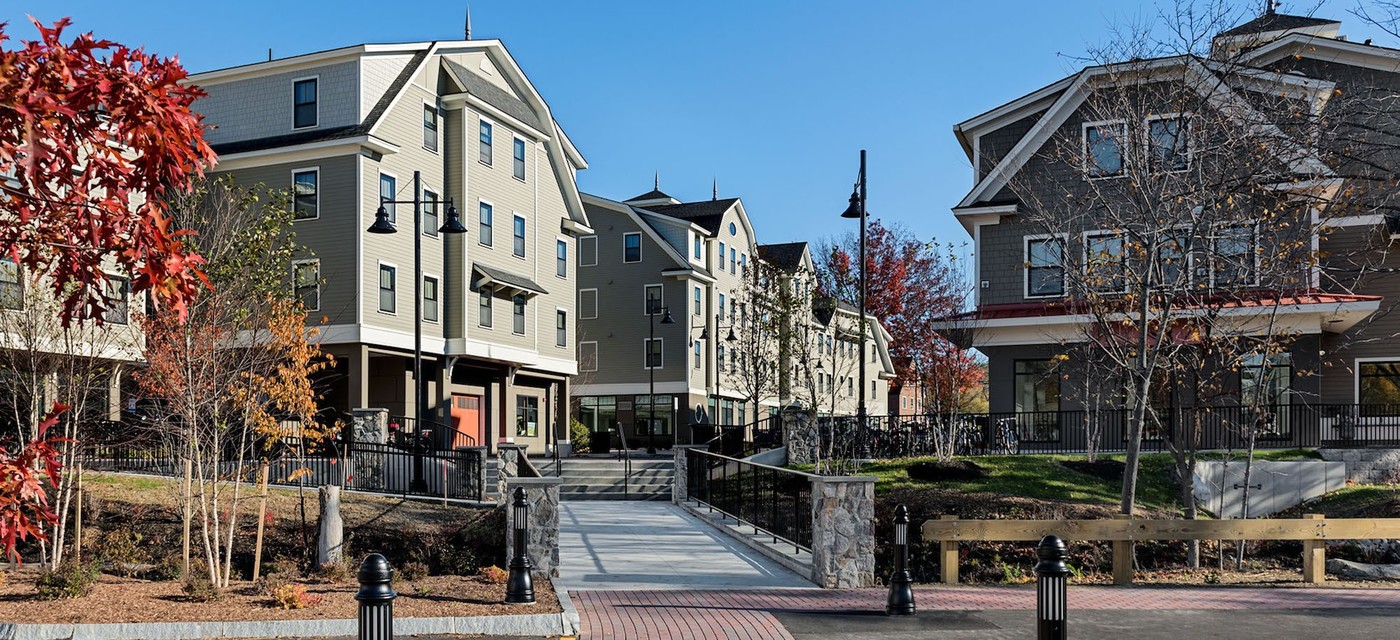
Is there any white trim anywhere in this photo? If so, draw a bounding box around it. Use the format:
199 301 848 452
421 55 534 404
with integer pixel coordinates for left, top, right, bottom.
477 115 495 167
421 99 441 154
554 307 568 348
555 236 569 279
511 291 527 336
1144 112 1192 173
376 261 398 316
512 136 527 181
579 235 598 267
579 341 598 373
1241 33 1400 74
356 153 363 326
1208 223 1261 289
643 283 663 316
1355 357 1400 405
292 258 321 312
476 285 494 329
290 166 320 221
421 184 442 238
1321 214 1387 229
1082 119 1128 179
623 231 643 263
644 337 664 370
573 381 692 396
477 198 495 247
953 75 1077 155
212 138 396 170
511 211 528 259
291 75 320 131
578 288 598 320
422 272 441 324
1082 230 1128 295
441 93 550 141
1023 233 1068 299
378 171 399 223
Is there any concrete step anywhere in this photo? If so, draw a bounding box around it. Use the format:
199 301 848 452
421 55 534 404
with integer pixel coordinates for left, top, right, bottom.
560 486 671 501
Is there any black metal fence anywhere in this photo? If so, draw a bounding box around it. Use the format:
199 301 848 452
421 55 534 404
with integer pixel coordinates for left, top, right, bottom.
813 403 1400 459
685 447 812 552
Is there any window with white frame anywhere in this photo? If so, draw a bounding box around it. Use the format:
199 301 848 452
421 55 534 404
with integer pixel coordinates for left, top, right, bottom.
1083 121 1126 177
1213 225 1257 287
512 294 526 335
580 235 598 267
513 138 526 180
718 292 726 318
623 232 641 263
693 286 702 316
556 310 567 347
103 276 130 325
693 236 702 259
380 174 396 223
719 241 726 267
293 170 318 219
579 288 598 319
556 240 567 277
1026 235 1066 298
423 104 439 152
423 275 439 323
479 120 493 165
513 215 526 258
0 258 21 310
478 202 493 246
423 189 439 237
645 338 663 369
729 247 736 274
1084 232 1126 293
378 264 396 313
694 340 702 369
478 287 493 327
1359 361 1400 414
293 260 320 311
1156 229 1191 287
293 78 317 128
717 344 725 371
644 284 663 315
1147 114 1189 172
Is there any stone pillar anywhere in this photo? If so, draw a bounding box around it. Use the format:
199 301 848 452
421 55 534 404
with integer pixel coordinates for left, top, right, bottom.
809 475 877 588
783 407 816 466
497 444 527 498
557 377 573 458
504 477 563 577
672 445 709 504
457 446 489 501
350 408 390 492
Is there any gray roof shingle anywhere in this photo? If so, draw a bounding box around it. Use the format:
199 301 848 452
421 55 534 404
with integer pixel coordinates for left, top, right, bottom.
757 242 808 272
640 198 740 235
444 59 544 131
473 263 549 296
1218 12 1339 37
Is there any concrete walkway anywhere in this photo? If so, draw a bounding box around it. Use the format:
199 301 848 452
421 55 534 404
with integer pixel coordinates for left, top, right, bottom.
556 501 815 591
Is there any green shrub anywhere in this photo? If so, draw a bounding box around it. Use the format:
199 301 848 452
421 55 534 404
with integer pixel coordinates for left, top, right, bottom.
569 419 590 455
35 562 100 600
181 576 223 602
95 528 146 576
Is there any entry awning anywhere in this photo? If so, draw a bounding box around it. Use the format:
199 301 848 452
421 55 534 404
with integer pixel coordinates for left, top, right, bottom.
473 263 549 297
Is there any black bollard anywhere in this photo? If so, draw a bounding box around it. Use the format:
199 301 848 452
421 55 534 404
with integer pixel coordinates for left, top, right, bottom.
1035 535 1069 640
886 504 916 615
356 553 396 640
505 486 536 604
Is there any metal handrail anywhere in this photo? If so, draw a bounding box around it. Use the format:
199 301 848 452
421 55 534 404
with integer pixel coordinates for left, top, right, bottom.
615 421 631 498
685 447 814 552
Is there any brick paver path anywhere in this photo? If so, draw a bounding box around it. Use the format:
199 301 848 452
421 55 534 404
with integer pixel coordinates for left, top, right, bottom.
571 586 1400 640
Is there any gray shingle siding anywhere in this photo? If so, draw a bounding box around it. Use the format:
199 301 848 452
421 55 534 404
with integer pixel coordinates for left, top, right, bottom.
976 110 1044 179
195 61 360 146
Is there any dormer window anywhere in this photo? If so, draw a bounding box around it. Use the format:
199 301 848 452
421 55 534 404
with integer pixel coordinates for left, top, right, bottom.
293 78 317 129
1083 121 1126 177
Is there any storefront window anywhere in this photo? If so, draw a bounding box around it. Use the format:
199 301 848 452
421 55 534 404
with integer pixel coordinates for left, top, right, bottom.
578 396 616 433
634 395 674 435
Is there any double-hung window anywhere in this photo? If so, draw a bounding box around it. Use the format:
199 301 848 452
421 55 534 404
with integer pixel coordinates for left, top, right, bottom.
423 105 439 151
556 310 567 347
645 338 663 369
1213 225 1257 287
623 232 641 263
378 264 396 313
1156 230 1190 287
1084 121 1126 177
1026 236 1066 298
479 120 493 165
693 236 702 259
478 287 493 327
513 215 527 257
556 240 568 277
103 276 130 325
730 247 736 274
294 260 320 311
0 258 20 310
423 276 439 323
644 284 663 316
478 202 493 246
717 344 726 371
423 189 439 237
293 78 317 128
718 293 726 319
693 286 702 316
513 138 526 180
293 170 318 219
1147 115 1189 171
380 174 396 223
512 294 526 335
694 341 702 369
1084 232 1125 294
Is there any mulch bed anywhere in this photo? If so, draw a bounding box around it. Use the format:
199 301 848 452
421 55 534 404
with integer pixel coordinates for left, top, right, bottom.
0 571 559 624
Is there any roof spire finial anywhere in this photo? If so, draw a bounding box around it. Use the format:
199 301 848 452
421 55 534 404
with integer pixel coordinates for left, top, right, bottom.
465 4 472 40
712 177 717 201
654 171 659 190
1265 0 1279 15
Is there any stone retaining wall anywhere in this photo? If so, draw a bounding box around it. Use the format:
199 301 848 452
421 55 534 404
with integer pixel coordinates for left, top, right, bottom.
809 476 876 589
1318 449 1400 484
504 477 562 578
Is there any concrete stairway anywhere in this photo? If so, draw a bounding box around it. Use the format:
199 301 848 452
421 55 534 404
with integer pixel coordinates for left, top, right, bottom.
535 457 675 501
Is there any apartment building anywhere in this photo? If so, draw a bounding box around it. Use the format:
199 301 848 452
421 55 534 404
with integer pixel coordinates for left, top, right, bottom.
571 191 892 449
191 38 590 454
936 9 1400 434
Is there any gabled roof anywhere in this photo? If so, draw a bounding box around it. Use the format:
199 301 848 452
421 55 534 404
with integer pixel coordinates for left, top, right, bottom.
626 188 674 203
756 242 808 272
1218 12 1339 37
642 198 741 236
442 59 544 131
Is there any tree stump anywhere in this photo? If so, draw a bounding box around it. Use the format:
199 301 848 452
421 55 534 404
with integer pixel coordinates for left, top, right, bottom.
317 485 344 566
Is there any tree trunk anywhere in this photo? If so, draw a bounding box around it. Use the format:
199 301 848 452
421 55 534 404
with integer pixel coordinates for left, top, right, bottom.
317 484 344 567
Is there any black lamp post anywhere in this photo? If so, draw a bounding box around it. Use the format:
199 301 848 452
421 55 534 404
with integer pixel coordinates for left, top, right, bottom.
367 170 467 492
886 504 916 615
840 150 868 428
647 300 676 454
505 487 535 604
1036 534 1070 640
702 314 737 436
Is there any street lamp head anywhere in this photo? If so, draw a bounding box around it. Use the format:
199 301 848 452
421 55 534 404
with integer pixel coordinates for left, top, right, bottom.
839 189 861 219
661 309 676 325
438 200 468 234
698 327 709 340
814 361 824 371
725 328 738 343
367 206 397 234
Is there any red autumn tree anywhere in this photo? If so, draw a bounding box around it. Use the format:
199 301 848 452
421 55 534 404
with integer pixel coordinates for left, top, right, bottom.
0 406 67 562
0 17 213 322
815 221 983 412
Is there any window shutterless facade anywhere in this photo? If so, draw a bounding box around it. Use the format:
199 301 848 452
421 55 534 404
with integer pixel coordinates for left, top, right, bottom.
1014 359 1059 413
378 264 396 313
1359 361 1400 413
512 294 526 335
623 232 641 263
423 275 439 323
1083 120 1126 177
1156 229 1191 286
292 169 318 219
1025 235 1066 298
0 258 21 310
1084 231 1126 293
1212 225 1258 288
513 138 526 180
556 310 567 347
478 287 493 327
730 247 736 274
380 174 396 223
513 215 526 257
693 286 701 316
423 104 439 151
423 189 439 237
293 78 317 128
103 276 130 325
1147 114 1189 171
645 338 663 369
644 284 662 315
693 236 702 259
694 341 701 369
478 202 493 246
479 120 493 165
293 260 320 311
556 239 567 277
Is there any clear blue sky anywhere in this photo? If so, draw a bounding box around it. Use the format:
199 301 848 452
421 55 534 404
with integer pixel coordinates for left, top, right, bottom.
5 1 1389 249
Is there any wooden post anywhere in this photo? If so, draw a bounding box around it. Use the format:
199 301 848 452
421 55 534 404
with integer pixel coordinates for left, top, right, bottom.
182 458 193 577
939 514 960 584
1112 514 1133 586
73 462 83 563
252 463 270 581
1302 513 1326 584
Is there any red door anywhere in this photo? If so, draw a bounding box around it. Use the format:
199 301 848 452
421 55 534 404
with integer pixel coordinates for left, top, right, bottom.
450 394 483 448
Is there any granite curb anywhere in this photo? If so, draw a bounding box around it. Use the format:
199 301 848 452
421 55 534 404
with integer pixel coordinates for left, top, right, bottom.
0 581 580 640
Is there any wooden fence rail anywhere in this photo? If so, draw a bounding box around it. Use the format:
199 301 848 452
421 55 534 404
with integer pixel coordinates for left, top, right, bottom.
922 514 1400 585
